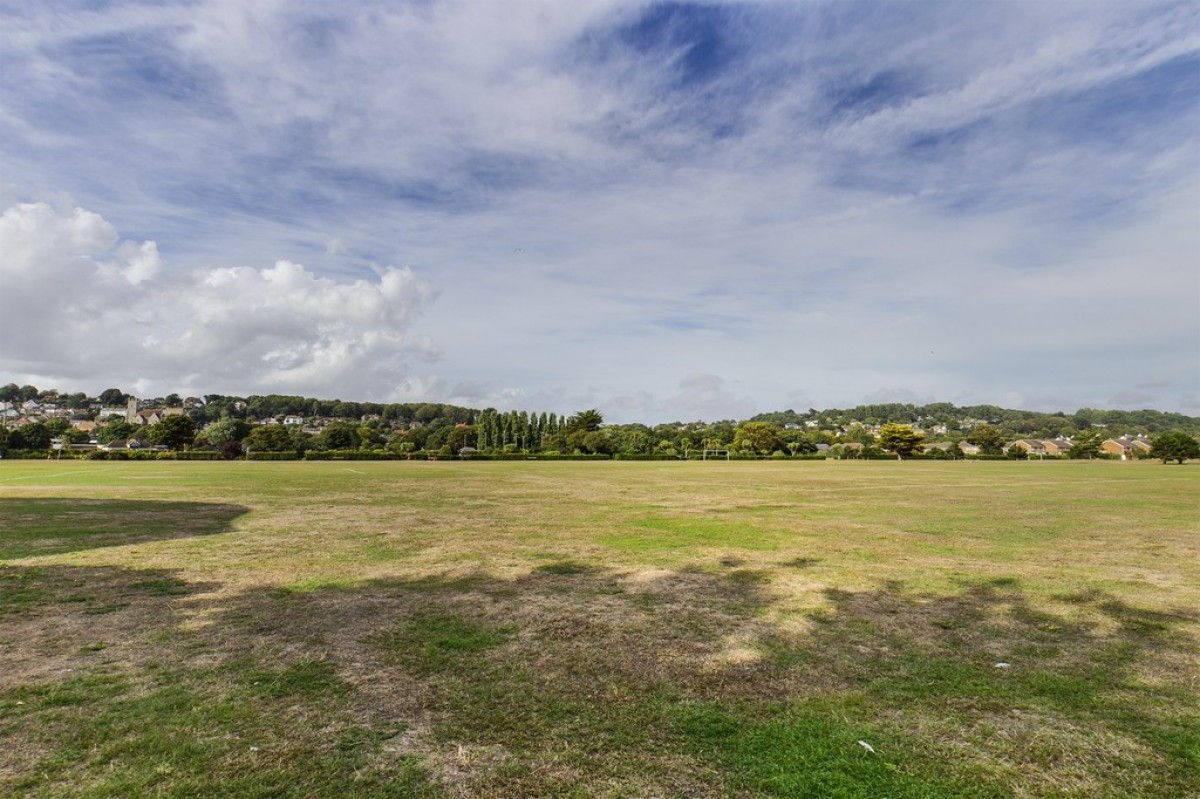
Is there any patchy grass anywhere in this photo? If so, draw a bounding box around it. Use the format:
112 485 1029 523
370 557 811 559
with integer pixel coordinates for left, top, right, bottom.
0 459 1197 796
0 498 248 559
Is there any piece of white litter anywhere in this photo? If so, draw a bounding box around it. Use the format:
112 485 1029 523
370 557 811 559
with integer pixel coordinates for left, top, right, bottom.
857 740 876 754
994 662 1011 668
249 746 259 752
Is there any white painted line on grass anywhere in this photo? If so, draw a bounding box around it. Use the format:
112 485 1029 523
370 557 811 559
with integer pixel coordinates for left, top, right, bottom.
0 470 90 483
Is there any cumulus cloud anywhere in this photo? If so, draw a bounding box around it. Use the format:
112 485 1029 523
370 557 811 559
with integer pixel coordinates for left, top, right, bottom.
1 3 1196 417
0 200 439 398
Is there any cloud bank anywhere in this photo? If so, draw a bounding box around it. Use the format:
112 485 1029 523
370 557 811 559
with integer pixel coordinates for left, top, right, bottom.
0 201 438 400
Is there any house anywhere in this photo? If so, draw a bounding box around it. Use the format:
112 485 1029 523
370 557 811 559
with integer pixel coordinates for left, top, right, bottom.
99 438 160 452
1010 439 1047 456
283 415 305 426
1100 439 1137 458
73 420 99 433
1128 436 1153 454
1100 436 1154 459
1042 438 1073 456
958 441 982 456
130 407 185 426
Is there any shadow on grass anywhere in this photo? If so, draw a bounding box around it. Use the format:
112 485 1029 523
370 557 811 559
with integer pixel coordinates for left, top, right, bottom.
2 561 1197 798
0 498 250 559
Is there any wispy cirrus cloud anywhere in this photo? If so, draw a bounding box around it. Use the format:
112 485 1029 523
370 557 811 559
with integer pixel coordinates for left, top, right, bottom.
0 1 1196 419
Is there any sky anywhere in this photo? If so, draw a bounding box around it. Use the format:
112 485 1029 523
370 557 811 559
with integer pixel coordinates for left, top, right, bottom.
1 0 1197 422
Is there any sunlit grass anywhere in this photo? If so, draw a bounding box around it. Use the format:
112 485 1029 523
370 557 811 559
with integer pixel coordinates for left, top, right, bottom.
1 459 1197 796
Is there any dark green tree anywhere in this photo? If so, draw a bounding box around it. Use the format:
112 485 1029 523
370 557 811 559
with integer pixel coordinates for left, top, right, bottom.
967 423 1006 455
97 420 137 444
317 421 358 450
98 388 127 405
149 414 197 450
566 409 604 433
245 425 293 452
1069 430 1103 459
15 421 51 450
1150 431 1200 464
42 418 71 437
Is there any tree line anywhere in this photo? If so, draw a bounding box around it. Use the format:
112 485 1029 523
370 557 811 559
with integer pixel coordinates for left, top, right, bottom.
2 383 1198 462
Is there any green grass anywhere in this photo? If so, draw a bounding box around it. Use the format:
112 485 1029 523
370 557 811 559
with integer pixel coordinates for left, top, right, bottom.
1 459 1197 796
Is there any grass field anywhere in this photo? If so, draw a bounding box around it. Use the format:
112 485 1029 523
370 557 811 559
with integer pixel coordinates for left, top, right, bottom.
1 459 1197 797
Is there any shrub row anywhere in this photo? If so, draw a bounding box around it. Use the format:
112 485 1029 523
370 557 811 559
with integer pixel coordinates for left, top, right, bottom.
174 450 223 460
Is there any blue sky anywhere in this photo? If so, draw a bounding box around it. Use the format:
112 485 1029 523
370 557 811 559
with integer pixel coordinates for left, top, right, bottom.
1 0 1197 421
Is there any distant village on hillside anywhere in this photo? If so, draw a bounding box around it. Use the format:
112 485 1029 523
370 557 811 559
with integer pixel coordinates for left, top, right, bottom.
1 384 1197 461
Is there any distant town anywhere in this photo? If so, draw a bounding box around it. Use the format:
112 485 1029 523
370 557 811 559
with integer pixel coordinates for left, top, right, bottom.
1 384 1197 462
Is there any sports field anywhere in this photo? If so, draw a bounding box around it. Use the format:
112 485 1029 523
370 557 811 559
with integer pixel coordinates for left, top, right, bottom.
1 459 1197 797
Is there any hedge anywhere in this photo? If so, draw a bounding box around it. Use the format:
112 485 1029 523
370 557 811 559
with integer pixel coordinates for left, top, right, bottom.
303 449 395 460
175 450 222 460
86 450 160 460
247 451 302 460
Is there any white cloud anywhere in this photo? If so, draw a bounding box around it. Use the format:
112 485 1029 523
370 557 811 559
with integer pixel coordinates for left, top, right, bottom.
0 200 439 398
0 2 1196 418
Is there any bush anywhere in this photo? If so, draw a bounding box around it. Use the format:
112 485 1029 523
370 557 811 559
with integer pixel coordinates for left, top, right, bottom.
86 449 160 460
612 453 680 461
246 451 300 460
0 450 54 460
176 450 222 460
303 449 396 460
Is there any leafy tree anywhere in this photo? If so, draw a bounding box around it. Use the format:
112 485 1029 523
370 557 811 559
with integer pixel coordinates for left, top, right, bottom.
446 424 475 454
148 414 197 450
582 429 616 455
245 425 293 453
566 409 604 433
966 423 1005 455
15 421 51 450
316 421 358 450
733 421 780 455
357 425 383 450
877 423 924 459
197 416 251 448
98 388 127 405
1068 430 1103 459
0 383 19 402
388 440 416 456
97 420 137 444
288 426 312 453
1150 431 1200 464
843 423 875 445
617 429 653 455
42 418 71 437
61 428 91 444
